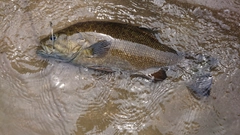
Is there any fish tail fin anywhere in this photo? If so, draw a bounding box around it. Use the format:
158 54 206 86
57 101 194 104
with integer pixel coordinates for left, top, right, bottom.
186 73 212 100
181 53 218 100
184 52 218 71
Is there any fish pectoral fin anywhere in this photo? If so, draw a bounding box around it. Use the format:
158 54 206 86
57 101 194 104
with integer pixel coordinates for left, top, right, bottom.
87 66 115 73
130 68 167 82
186 73 212 100
82 40 111 58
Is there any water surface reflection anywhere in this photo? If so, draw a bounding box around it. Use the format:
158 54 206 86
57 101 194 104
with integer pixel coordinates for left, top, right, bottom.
0 0 239 135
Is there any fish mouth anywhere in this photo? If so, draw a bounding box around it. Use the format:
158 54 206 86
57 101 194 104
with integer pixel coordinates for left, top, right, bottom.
36 44 54 56
36 45 45 55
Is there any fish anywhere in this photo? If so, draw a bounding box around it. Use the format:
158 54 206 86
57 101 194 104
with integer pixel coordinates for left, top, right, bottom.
37 21 183 80
37 21 215 99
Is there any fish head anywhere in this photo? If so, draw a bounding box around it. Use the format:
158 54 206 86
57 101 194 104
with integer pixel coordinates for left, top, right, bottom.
37 33 90 62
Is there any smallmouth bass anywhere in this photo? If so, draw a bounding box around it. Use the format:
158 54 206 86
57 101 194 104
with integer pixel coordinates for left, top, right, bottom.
37 21 215 99
37 21 182 80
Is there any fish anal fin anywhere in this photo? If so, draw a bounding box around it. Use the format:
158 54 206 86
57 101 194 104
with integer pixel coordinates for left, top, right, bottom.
131 68 167 82
83 40 111 58
150 69 167 81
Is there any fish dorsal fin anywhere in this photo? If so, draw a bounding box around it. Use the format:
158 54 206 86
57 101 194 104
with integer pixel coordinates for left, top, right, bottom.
82 40 111 58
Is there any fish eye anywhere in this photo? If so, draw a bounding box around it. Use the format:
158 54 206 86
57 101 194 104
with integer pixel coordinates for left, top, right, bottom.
50 35 57 41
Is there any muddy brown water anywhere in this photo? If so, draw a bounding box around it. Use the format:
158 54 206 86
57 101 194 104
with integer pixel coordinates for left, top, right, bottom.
0 0 240 135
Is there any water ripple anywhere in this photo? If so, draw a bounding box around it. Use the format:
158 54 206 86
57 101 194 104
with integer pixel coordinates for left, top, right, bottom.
0 0 240 135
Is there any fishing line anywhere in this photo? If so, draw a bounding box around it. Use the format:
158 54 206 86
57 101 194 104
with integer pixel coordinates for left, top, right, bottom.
50 21 55 49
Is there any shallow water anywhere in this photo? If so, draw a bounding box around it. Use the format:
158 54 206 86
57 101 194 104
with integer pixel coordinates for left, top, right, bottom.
0 0 240 135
